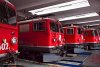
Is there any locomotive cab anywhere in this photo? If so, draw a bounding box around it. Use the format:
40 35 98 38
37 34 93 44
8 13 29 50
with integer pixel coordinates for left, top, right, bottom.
63 26 84 53
0 0 18 64
83 29 99 50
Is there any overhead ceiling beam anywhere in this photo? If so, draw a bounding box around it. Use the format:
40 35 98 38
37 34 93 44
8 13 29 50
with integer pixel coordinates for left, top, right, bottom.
16 0 67 10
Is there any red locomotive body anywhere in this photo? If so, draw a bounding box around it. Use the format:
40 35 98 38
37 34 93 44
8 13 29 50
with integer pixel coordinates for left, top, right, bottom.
83 29 99 50
63 26 84 45
18 18 64 52
0 0 18 63
18 18 65 62
63 26 84 53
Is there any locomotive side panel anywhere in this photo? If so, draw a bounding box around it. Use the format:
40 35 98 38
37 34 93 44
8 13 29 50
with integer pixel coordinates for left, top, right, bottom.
19 21 49 47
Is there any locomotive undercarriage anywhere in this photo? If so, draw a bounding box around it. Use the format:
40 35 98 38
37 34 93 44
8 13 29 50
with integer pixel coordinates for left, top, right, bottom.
84 43 99 50
65 44 79 54
0 52 19 67
19 45 66 62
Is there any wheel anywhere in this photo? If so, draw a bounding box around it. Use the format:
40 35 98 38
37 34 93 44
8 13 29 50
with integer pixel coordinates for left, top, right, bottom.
85 45 91 50
34 52 43 62
66 45 74 54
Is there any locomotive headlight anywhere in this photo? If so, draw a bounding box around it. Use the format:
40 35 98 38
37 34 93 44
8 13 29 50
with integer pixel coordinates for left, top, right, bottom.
54 38 56 42
53 38 56 42
78 39 80 41
81 36 84 39
12 37 17 44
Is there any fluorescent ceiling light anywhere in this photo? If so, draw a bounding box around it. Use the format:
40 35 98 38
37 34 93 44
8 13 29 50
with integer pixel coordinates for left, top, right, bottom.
29 0 90 15
88 24 100 26
77 19 100 24
59 12 99 21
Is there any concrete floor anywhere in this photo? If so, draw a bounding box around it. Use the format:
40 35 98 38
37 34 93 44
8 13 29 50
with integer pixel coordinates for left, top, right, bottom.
13 46 100 67
15 59 52 67
83 46 100 67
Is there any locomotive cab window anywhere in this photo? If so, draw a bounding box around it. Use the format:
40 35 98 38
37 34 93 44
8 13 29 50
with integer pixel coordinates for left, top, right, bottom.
84 31 88 36
78 28 82 34
50 22 59 32
91 30 98 36
0 2 16 25
67 28 74 34
33 22 45 31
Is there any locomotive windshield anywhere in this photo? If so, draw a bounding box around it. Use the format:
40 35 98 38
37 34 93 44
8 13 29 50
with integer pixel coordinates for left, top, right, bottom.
78 28 82 34
0 2 16 26
84 30 98 36
50 22 59 32
92 30 98 36
84 31 88 36
67 28 74 34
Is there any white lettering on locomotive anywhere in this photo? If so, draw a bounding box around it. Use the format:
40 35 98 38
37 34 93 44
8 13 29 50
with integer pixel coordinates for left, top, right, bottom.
0 43 9 50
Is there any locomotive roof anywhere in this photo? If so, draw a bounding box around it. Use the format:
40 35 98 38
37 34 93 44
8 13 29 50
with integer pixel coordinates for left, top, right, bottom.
18 18 58 24
84 28 96 31
5 0 12 5
63 26 81 28
5 0 15 7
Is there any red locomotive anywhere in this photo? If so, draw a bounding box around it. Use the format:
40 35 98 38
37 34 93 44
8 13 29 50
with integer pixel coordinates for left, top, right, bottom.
98 30 100 43
83 28 99 50
18 18 65 62
0 0 18 64
63 25 84 53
